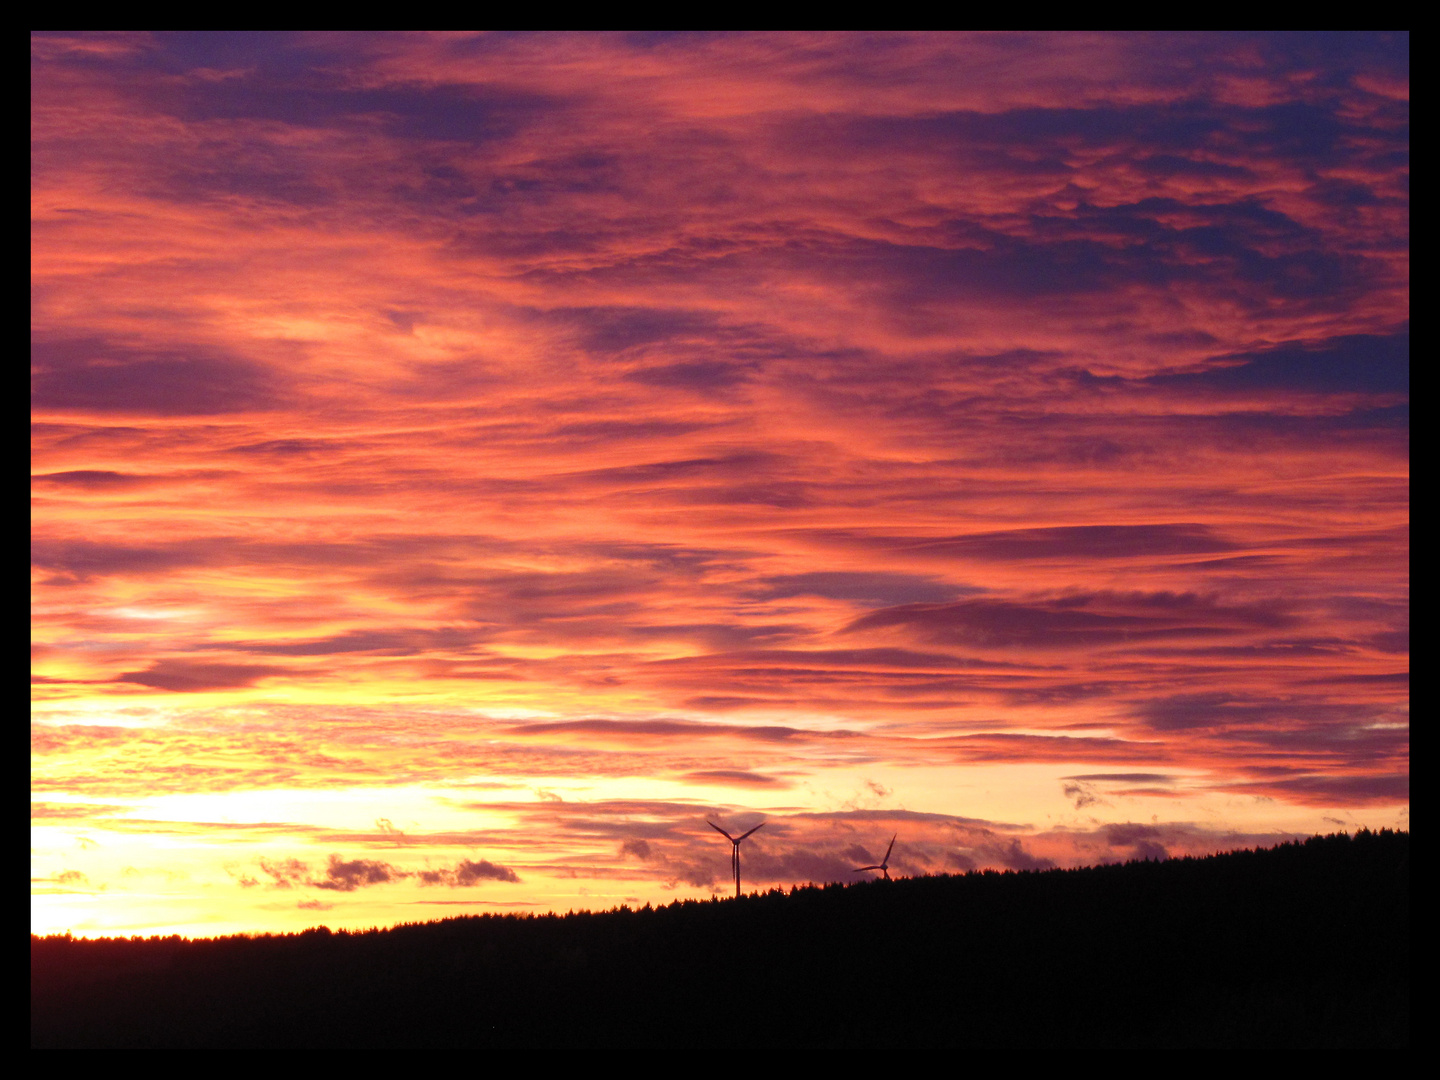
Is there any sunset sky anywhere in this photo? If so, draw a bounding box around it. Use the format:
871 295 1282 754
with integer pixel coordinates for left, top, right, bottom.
32 32 1408 938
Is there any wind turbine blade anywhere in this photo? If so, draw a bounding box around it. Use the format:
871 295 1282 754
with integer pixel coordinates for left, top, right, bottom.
883 834 896 863
737 823 765 841
707 821 736 841
855 864 881 871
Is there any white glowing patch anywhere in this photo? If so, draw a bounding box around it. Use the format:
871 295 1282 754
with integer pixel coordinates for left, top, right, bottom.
31 706 169 729
106 606 197 620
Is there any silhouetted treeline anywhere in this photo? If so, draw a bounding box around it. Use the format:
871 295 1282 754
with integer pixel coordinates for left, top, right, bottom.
31 830 1408 1048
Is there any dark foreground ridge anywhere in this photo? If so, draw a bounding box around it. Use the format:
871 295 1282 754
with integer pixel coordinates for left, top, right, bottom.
32 830 1408 1048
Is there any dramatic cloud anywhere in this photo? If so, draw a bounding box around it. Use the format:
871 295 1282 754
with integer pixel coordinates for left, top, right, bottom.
31 337 281 416
455 859 520 884
417 859 521 886
31 32 1406 938
258 858 309 890
314 856 405 892
1145 331 1409 396
116 661 290 692
846 592 1294 650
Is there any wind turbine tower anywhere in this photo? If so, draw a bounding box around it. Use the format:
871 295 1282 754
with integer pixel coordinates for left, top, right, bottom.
854 833 897 881
707 820 764 898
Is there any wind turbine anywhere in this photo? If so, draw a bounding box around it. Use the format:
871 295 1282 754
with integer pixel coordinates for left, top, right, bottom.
707 820 764 898
854 833 896 880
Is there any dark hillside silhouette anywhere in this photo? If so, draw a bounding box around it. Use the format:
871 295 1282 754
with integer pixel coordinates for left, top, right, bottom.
31 830 1408 1048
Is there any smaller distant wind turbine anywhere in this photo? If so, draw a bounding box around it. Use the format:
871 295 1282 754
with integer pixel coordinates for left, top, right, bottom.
854 833 897 880
708 820 764 898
